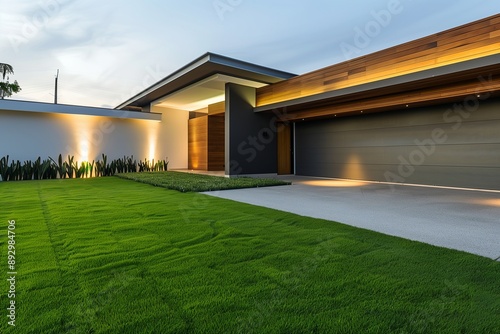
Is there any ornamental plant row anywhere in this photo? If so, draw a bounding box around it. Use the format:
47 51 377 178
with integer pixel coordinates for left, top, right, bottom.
0 154 169 181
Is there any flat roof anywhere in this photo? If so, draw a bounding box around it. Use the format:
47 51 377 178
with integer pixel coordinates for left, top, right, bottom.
116 52 296 110
0 99 162 121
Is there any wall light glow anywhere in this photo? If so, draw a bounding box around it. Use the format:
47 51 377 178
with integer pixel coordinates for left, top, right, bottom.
57 113 99 163
80 141 89 162
148 137 156 161
342 155 366 180
75 115 98 162
147 122 160 161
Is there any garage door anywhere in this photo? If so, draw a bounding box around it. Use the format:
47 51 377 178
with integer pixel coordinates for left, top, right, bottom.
295 98 500 190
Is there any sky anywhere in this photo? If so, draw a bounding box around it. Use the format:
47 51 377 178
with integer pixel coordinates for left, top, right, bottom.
1 0 499 108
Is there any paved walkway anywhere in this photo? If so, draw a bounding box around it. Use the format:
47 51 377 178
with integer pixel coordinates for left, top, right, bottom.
204 176 500 260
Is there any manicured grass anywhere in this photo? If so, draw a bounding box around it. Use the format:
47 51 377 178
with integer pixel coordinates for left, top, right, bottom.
116 171 290 192
0 177 499 333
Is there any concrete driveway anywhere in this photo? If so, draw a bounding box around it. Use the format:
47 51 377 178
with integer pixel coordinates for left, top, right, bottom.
204 176 500 260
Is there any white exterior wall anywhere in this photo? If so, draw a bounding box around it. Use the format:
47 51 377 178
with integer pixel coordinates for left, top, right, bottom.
152 106 188 169
0 107 188 169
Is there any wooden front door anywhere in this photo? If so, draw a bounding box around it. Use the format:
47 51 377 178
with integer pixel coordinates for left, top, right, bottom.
277 123 293 175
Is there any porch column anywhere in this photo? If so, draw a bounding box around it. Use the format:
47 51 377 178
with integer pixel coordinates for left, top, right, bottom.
225 83 278 176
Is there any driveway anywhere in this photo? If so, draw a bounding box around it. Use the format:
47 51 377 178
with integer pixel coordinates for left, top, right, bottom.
204 176 500 260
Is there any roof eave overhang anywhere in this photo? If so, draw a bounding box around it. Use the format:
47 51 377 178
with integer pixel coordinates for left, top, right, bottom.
254 53 500 118
0 99 162 121
116 52 296 110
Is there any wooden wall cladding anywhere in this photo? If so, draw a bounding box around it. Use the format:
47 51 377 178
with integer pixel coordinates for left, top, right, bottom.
208 115 225 171
188 114 226 171
208 101 225 115
256 14 500 106
188 116 208 170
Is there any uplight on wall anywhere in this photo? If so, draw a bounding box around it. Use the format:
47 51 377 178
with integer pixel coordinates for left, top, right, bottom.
147 123 160 161
342 154 366 180
59 113 98 163
75 115 98 162
79 140 89 162
148 138 156 161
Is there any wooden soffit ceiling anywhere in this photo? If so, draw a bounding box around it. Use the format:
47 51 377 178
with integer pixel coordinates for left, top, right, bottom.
255 55 500 122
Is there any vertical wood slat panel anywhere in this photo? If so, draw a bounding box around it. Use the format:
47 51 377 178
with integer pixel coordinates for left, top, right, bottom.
277 123 292 175
208 115 225 171
188 116 208 170
188 114 226 171
208 101 225 115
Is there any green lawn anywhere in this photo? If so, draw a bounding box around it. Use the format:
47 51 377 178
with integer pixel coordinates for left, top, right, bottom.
116 171 290 192
0 177 498 334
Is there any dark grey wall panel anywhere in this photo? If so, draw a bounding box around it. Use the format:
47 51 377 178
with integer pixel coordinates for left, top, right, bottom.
296 98 500 190
225 83 277 176
299 144 500 167
298 120 500 148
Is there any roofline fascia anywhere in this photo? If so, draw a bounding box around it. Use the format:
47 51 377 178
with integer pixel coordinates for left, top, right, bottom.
115 53 212 110
115 52 296 110
0 99 162 121
206 53 296 80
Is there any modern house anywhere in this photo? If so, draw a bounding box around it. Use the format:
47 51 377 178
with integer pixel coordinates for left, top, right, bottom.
1 14 499 190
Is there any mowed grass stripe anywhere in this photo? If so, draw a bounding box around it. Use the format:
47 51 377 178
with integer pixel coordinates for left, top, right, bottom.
115 171 290 192
0 177 498 333
2 181 72 332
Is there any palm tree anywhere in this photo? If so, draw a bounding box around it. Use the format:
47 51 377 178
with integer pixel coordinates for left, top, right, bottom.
0 63 14 79
0 63 21 99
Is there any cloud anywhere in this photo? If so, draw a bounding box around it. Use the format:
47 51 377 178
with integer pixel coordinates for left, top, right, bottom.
3 0 500 107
